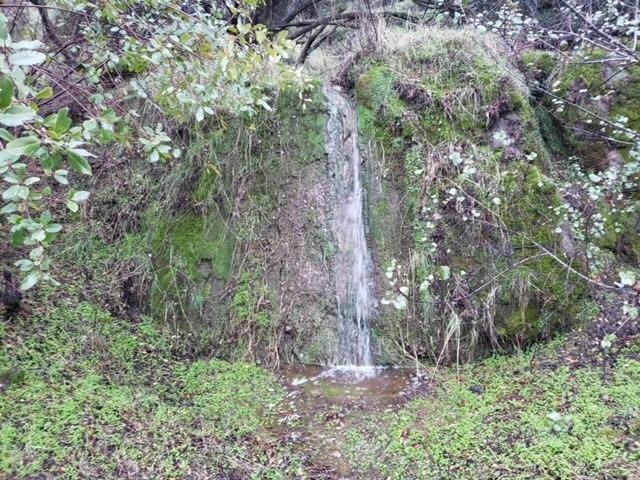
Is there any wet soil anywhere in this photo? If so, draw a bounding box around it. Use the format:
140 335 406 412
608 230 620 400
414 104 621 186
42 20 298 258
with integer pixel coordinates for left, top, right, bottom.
275 365 433 478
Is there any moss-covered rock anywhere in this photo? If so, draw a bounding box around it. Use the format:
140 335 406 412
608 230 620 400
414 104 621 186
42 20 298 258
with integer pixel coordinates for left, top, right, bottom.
148 210 235 328
353 28 589 362
609 64 640 132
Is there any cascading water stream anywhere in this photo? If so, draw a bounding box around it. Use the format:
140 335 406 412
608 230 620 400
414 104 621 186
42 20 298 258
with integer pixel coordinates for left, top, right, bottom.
325 85 373 370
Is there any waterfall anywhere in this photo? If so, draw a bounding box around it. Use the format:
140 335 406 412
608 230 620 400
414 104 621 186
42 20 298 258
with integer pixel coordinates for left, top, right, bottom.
325 85 372 367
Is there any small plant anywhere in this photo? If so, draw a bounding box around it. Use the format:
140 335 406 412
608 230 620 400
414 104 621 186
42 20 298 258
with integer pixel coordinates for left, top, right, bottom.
547 411 574 433
600 333 617 351
493 130 512 147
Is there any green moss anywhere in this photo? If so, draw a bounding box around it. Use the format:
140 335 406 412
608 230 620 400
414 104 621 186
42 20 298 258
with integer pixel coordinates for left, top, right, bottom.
355 64 406 120
0 299 293 478
343 343 640 479
358 104 395 147
495 256 585 342
151 211 235 284
149 211 235 325
370 197 392 250
352 32 579 358
177 359 283 438
521 50 558 81
162 213 235 280
597 205 640 266
610 63 640 132
502 162 561 245
557 50 607 96
492 163 587 341
301 326 338 364
57 229 148 270
273 82 327 165
535 106 567 157
193 165 219 202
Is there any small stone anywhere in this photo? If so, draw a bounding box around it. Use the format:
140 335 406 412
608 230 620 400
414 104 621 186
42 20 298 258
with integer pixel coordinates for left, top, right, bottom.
469 384 484 395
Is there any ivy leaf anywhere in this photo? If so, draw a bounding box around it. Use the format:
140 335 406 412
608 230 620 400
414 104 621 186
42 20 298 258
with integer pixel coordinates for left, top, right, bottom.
9 49 46 66
0 76 14 110
67 150 92 175
0 105 36 127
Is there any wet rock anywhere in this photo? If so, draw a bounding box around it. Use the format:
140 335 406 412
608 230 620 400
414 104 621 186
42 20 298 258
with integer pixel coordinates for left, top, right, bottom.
469 384 484 396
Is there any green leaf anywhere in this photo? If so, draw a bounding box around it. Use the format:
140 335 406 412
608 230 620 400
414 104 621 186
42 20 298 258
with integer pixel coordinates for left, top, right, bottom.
0 202 17 214
53 170 69 185
11 228 26 246
3 135 40 156
72 191 90 202
619 270 636 287
20 271 40 291
31 229 46 242
0 105 36 127
0 76 14 110
54 108 72 134
40 151 62 171
12 40 44 50
14 259 32 271
0 137 40 164
35 86 54 100
66 200 79 213
9 49 46 66
2 184 28 201
0 128 14 141
69 147 95 158
0 14 8 41
24 176 40 186
67 150 92 175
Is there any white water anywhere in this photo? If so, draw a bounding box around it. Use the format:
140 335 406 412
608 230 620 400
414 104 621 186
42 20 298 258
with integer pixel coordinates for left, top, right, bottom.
325 85 373 368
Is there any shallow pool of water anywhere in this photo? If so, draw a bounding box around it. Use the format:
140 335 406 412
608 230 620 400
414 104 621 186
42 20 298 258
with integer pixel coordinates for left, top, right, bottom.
274 365 433 477
278 364 431 410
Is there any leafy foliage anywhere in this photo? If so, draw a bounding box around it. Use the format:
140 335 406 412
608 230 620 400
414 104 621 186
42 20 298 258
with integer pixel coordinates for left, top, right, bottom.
0 1 302 289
